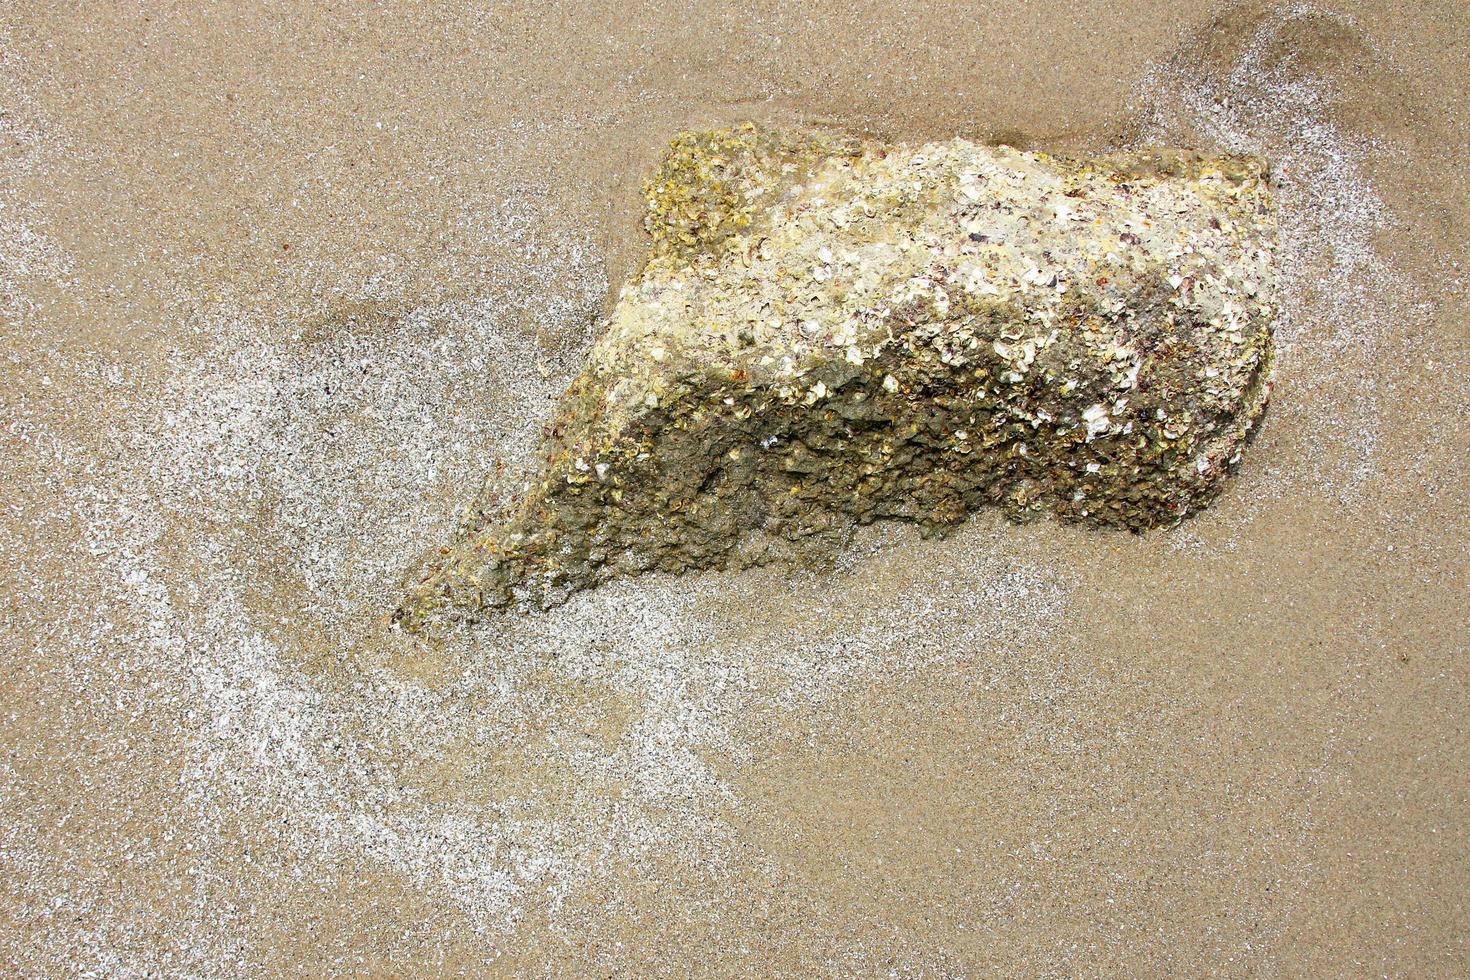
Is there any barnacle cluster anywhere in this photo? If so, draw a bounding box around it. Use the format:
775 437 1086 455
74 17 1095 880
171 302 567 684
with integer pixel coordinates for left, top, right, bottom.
396 123 1277 628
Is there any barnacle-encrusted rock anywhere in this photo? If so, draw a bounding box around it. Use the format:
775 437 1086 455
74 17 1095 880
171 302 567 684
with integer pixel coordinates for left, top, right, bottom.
396 123 1276 628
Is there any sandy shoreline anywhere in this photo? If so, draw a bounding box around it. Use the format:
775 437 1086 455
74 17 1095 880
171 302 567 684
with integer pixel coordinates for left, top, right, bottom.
3 1 1467 974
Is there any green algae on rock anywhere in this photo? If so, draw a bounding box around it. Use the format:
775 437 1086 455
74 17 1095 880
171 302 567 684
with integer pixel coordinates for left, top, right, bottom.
395 123 1277 629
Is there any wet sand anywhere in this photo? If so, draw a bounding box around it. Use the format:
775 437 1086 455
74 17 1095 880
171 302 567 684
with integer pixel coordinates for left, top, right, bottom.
2 1 1467 974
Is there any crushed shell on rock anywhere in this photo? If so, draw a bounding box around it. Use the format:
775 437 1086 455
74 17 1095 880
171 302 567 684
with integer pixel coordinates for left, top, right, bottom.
395 123 1278 629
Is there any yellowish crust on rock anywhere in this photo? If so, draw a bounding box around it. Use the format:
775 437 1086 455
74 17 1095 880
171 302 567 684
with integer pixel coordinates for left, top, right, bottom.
395 123 1277 629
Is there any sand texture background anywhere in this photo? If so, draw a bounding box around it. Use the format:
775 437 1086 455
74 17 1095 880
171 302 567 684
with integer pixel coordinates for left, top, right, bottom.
2 0 1467 975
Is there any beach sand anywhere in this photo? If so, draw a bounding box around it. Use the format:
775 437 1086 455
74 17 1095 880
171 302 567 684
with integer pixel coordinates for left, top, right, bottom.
2 1 1467 974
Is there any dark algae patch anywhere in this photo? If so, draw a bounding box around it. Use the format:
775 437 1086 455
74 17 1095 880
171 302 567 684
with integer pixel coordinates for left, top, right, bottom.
396 124 1277 628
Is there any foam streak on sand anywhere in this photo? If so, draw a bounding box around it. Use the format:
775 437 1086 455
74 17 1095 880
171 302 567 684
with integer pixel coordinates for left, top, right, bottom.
1137 2 1416 515
8 272 1076 968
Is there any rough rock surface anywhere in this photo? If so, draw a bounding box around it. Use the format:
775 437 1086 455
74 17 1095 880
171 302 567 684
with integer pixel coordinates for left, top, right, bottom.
396 123 1277 628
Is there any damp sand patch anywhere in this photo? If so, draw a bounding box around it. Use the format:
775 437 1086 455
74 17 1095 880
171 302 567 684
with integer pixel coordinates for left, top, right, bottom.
7 8 1434 969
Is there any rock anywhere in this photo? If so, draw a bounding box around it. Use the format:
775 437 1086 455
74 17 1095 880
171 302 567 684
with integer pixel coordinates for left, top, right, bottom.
396 123 1277 628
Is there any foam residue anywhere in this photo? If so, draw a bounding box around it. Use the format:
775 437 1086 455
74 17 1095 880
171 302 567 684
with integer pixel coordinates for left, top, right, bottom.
1136 3 1420 540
